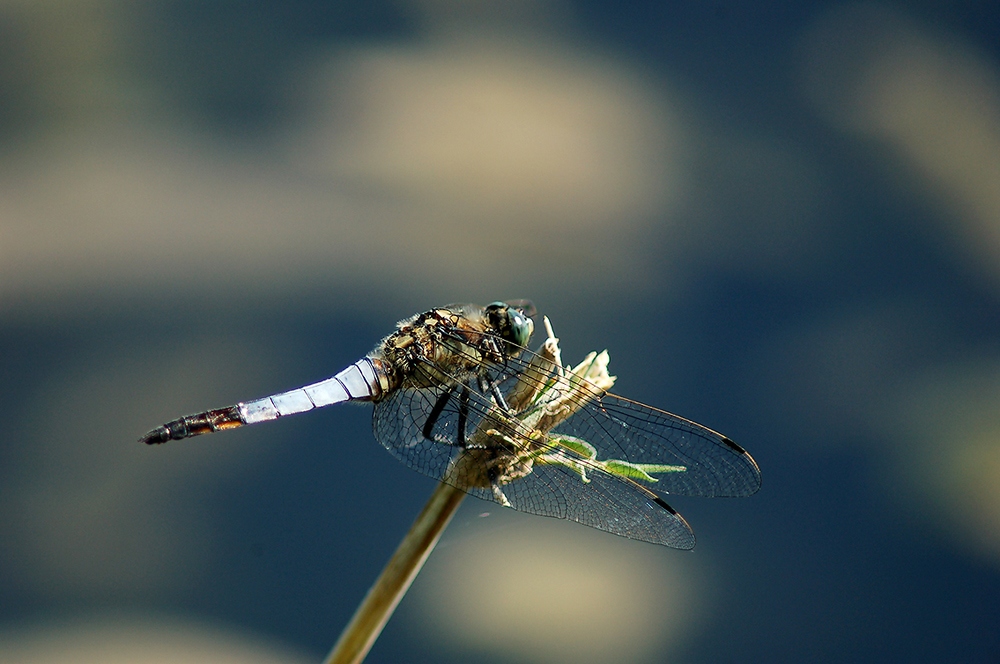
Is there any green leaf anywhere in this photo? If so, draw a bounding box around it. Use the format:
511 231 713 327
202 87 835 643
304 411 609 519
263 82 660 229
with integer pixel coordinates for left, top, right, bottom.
603 460 687 483
551 434 597 459
537 452 591 483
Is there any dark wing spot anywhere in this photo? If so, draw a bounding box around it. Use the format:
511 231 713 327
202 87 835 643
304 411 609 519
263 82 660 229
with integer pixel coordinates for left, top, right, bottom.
722 436 748 454
652 496 679 515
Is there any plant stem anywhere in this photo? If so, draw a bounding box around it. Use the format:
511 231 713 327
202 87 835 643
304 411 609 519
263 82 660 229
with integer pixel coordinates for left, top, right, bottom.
323 480 466 664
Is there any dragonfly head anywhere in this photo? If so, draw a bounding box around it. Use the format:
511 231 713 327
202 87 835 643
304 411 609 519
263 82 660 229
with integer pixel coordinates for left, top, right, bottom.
486 301 534 353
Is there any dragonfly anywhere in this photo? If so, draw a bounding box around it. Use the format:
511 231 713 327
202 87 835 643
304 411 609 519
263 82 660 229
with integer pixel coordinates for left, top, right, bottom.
141 301 760 549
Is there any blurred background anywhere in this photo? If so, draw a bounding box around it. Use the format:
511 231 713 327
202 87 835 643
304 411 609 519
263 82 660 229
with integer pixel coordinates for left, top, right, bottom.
2 1 999 662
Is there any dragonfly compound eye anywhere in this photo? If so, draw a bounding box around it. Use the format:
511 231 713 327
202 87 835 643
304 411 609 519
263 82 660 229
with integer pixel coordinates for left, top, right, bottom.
485 302 534 350
506 308 533 348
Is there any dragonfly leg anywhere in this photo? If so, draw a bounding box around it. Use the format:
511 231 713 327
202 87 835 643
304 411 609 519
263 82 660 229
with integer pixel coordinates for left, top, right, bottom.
455 386 470 448
479 374 511 413
422 384 458 442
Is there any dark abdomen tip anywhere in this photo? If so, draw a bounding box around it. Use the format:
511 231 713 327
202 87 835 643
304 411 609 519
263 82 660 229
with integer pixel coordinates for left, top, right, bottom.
139 426 170 445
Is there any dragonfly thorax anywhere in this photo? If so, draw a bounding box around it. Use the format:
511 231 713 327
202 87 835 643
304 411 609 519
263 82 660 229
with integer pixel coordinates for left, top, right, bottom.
372 306 517 395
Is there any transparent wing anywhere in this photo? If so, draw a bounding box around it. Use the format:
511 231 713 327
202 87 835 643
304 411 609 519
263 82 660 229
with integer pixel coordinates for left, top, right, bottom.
469 462 697 548
372 382 469 480
370 334 760 547
372 378 697 548
558 393 761 498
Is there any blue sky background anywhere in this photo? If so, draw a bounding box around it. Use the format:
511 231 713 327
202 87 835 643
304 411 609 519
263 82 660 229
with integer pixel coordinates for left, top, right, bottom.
2 2 1000 662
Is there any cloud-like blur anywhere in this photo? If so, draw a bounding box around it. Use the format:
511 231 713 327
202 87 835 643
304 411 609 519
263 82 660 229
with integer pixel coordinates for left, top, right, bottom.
411 513 706 663
0 614 312 664
886 358 1000 561
0 18 686 310
801 2 1000 289
5 1 1000 662
799 3 1000 564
